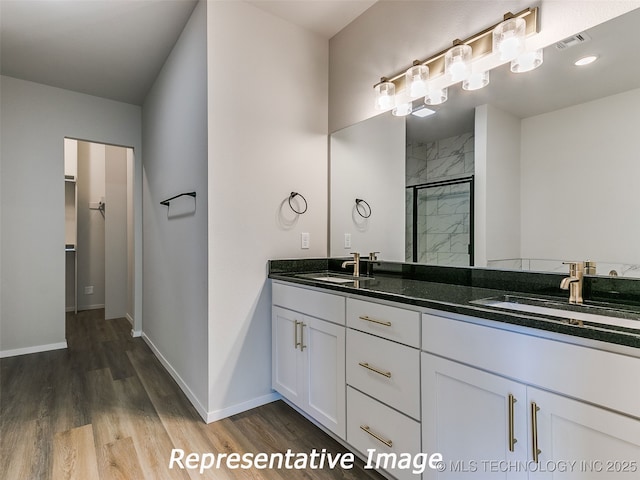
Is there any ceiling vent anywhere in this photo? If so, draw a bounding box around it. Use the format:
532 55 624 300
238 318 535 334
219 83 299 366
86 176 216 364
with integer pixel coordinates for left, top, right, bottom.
555 32 592 50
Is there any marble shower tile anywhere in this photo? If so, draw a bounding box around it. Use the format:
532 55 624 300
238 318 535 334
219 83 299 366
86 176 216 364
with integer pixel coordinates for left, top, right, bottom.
425 214 465 234
426 153 465 178
450 234 470 254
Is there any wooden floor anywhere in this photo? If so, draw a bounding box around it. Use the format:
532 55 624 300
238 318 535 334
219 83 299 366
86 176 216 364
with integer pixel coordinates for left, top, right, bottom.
1 310 385 480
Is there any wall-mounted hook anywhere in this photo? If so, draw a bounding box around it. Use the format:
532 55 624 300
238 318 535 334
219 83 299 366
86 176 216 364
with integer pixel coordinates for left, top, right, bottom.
355 198 371 218
288 192 308 214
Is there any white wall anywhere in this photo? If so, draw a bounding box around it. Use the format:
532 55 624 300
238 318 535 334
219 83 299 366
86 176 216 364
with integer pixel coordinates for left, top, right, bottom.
329 1 640 132
142 0 209 414
330 112 405 261
105 145 129 319
0 75 142 357
475 104 522 266
207 1 328 420
126 149 135 324
520 88 640 265
77 141 106 310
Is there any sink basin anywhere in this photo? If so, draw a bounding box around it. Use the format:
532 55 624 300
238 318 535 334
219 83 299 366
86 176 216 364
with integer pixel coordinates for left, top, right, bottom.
295 272 374 284
474 295 640 331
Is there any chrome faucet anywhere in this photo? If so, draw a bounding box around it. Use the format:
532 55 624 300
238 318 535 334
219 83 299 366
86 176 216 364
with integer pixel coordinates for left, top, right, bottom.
341 252 360 277
560 261 584 304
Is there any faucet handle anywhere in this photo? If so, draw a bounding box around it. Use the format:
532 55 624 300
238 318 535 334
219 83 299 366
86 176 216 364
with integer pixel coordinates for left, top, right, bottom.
350 252 360 261
562 261 584 275
369 251 380 261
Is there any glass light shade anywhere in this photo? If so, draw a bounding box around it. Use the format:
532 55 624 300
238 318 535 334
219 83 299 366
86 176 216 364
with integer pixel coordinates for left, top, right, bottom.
424 87 448 106
493 17 526 61
462 70 490 91
374 81 396 110
392 102 413 116
511 49 543 73
405 64 429 98
445 44 472 82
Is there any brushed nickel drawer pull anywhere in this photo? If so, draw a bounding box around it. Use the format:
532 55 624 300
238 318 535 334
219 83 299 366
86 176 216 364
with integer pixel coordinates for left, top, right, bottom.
359 315 392 327
294 320 300 349
360 425 393 448
358 362 392 378
508 394 518 452
531 402 541 463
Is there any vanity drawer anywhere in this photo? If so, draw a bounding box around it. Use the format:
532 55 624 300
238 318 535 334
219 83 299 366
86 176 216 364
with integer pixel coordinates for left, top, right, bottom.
272 282 345 324
347 387 421 480
346 297 420 347
346 329 420 419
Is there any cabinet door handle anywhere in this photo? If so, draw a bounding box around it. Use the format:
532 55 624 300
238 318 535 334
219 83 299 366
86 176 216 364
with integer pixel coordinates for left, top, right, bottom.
531 402 541 463
359 315 392 327
358 362 391 378
360 425 393 448
294 320 300 349
299 322 306 351
508 394 518 452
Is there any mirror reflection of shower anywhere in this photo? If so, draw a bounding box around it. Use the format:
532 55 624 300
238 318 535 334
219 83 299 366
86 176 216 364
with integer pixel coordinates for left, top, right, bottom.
405 132 474 266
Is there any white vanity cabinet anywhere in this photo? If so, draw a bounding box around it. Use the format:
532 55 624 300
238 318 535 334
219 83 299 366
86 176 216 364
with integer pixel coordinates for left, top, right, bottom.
422 352 529 479
345 297 422 480
421 311 640 479
272 282 346 439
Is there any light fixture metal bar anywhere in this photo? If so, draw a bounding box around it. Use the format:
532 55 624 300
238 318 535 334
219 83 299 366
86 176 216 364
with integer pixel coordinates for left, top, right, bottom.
374 6 539 89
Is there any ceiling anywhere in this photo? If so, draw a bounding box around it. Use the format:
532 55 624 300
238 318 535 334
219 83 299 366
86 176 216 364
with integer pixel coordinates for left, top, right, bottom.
248 0 376 38
406 7 640 143
0 0 375 105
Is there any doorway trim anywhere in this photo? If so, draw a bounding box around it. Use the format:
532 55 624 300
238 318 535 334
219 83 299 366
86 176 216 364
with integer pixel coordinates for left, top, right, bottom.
64 136 142 337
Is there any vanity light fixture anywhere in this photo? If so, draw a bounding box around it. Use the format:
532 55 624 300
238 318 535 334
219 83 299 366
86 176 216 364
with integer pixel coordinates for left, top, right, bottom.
511 48 543 73
406 63 430 98
445 44 472 82
574 55 598 66
374 79 396 111
392 102 413 116
424 87 448 105
462 70 490 91
374 6 540 115
493 17 526 60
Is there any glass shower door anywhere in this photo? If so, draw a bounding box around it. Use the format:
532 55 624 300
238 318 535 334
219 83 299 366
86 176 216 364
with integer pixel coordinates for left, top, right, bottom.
408 177 474 266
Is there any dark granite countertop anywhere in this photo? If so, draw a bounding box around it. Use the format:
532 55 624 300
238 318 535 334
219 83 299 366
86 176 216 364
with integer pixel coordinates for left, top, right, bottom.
268 258 640 350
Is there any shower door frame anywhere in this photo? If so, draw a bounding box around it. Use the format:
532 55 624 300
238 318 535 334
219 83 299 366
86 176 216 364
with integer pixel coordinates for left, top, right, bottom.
409 175 474 266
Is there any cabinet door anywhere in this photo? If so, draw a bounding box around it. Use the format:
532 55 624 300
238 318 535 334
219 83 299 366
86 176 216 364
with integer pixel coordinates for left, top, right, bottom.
528 387 640 479
422 353 528 479
303 316 346 439
272 306 304 407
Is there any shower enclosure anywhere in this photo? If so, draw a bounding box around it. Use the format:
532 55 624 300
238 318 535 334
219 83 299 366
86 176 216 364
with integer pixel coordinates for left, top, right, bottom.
406 176 474 266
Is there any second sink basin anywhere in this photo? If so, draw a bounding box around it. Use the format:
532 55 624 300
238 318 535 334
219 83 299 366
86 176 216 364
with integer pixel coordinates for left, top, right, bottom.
296 272 374 284
474 295 640 331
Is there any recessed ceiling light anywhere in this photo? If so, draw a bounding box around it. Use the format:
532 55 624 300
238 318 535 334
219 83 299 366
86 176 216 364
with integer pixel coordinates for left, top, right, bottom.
574 55 598 66
412 107 436 118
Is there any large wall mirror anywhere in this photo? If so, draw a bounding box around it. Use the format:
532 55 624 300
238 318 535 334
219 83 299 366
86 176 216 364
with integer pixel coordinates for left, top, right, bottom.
330 8 640 277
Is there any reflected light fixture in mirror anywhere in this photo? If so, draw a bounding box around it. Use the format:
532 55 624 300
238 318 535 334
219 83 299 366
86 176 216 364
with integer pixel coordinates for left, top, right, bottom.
411 106 436 118
424 87 448 105
392 101 413 116
511 48 543 72
463 70 490 91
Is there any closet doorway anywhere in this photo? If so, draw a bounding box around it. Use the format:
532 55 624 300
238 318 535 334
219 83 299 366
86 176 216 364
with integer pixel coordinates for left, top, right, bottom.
64 139 134 322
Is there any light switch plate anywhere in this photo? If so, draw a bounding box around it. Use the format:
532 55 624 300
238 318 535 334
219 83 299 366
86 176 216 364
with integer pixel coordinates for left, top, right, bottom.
344 233 351 249
301 232 309 249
